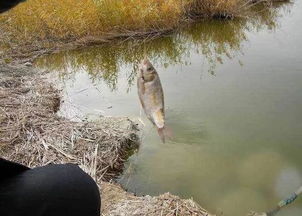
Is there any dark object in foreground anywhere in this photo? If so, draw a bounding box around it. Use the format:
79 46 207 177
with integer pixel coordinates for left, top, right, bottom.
0 0 26 13
0 158 101 216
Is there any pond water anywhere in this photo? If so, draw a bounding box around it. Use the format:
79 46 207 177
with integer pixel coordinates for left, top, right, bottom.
36 2 302 216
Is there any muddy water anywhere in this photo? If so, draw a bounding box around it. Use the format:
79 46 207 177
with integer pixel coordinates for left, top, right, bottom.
36 2 302 215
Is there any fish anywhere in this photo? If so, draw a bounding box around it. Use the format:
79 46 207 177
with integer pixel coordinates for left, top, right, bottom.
137 58 167 142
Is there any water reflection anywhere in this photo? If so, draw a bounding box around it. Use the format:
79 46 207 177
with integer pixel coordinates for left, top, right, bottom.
36 3 289 89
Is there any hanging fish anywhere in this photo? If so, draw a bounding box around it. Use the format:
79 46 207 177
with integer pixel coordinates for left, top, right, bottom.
137 58 168 143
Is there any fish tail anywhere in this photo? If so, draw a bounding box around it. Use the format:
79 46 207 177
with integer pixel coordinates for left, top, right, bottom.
157 126 173 143
157 127 165 143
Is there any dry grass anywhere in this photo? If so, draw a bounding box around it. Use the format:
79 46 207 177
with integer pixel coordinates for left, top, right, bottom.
0 0 277 59
185 0 244 18
0 64 139 181
0 0 183 42
101 182 212 216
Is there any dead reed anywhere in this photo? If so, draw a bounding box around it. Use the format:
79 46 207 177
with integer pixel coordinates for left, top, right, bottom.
0 65 139 181
0 0 278 60
102 182 212 216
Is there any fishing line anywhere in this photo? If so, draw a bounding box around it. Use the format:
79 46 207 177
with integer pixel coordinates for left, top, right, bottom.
143 39 147 60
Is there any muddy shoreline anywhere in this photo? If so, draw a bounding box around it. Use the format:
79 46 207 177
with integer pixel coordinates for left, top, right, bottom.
0 61 212 215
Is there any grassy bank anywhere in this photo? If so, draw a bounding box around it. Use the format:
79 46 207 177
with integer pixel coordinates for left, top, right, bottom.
0 0 276 60
1 0 245 39
0 64 139 181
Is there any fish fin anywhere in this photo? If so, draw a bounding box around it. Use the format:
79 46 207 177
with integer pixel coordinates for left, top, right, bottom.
157 127 165 143
152 109 164 128
138 77 145 94
157 126 173 143
164 126 173 139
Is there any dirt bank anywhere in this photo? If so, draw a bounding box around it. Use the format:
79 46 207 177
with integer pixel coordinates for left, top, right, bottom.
102 182 211 216
0 63 139 181
0 62 212 215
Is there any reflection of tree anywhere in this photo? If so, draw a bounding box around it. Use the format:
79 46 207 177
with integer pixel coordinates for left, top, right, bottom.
36 2 290 90
182 2 290 74
249 2 292 31
36 36 186 90
182 19 247 74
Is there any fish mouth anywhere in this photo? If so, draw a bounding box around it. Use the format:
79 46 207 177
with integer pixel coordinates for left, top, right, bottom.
142 57 149 65
138 63 144 72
